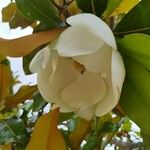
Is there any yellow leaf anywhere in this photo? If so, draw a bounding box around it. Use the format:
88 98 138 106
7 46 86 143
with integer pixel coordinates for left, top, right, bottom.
0 29 63 57
0 144 11 150
68 1 79 15
0 55 6 62
5 85 37 107
69 118 91 150
0 63 11 101
26 108 66 150
2 3 17 22
112 0 140 16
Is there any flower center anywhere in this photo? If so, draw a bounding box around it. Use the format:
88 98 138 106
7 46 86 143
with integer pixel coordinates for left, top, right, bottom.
73 61 85 74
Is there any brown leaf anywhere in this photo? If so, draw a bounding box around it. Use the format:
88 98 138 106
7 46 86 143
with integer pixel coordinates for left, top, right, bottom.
0 29 63 57
9 9 34 29
26 108 66 150
0 144 11 150
69 118 91 150
0 63 11 101
5 85 38 107
2 3 16 22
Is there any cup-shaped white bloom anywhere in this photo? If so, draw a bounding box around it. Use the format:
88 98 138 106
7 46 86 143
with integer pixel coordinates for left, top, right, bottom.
30 14 125 120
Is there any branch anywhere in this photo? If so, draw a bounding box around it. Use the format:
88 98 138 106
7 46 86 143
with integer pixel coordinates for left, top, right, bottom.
114 27 150 36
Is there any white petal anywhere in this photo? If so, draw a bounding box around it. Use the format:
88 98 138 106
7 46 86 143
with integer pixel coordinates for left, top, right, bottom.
38 57 80 112
55 25 105 57
95 83 118 116
73 44 112 73
67 13 116 49
95 75 116 116
112 51 125 92
77 106 95 120
61 71 106 110
29 47 47 73
95 51 125 116
37 51 58 101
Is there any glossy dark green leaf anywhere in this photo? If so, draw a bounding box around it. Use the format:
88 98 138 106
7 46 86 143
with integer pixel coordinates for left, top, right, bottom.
58 112 74 124
76 0 108 16
33 22 54 32
82 134 98 150
120 60 150 131
117 34 150 135
32 92 47 112
0 118 28 144
15 0 64 28
117 33 150 70
142 133 150 150
115 0 150 35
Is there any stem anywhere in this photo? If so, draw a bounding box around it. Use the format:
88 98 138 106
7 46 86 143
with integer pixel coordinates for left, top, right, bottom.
63 0 67 5
51 0 62 10
91 0 96 15
67 0 74 5
114 27 150 36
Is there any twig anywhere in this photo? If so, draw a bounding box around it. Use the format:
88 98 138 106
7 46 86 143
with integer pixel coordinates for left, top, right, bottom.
67 0 74 5
114 27 150 36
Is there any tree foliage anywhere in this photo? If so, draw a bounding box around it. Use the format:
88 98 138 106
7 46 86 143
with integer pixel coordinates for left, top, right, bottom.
0 0 149 149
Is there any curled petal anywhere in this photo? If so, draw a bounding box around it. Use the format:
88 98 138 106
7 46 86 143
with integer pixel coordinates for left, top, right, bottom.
29 48 45 73
55 25 104 57
67 13 116 49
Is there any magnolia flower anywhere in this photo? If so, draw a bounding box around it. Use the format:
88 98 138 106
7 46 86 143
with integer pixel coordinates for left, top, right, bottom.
30 14 125 120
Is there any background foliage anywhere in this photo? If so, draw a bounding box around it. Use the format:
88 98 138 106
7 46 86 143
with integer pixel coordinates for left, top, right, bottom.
0 0 149 149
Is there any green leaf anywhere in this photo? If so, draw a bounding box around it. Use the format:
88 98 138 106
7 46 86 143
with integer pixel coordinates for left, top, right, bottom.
82 134 98 150
117 34 150 135
15 0 64 28
58 112 74 124
96 113 112 132
76 0 108 16
115 0 150 35
142 133 150 150
0 118 28 144
32 92 47 112
33 22 54 32
121 118 132 132
117 33 150 70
